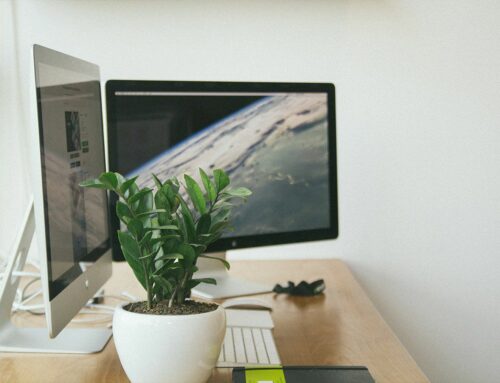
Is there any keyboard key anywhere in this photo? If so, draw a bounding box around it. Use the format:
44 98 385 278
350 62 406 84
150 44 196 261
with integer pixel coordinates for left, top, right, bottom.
262 329 280 365
243 327 258 364
252 328 269 364
233 327 246 363
216 325 280 367
223 327 235 363
218 344 224 362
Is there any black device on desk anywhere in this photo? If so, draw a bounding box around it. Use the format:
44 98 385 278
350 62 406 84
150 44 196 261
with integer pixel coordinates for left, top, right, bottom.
233 366 376 383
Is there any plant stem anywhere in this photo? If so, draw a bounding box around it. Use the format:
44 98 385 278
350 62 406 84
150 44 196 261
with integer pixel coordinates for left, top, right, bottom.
141 259 152 310
168 285 178 308
179 271 191 303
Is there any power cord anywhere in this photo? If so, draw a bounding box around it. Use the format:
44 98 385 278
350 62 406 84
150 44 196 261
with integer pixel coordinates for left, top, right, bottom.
0 252 138 325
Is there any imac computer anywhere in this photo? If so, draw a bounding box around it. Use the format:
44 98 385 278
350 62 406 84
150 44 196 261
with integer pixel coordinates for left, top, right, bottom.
106 80 338 299
0 45 112 353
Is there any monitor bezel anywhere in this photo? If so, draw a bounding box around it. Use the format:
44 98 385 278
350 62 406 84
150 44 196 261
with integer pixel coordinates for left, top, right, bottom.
106 80 338 259
32 45 112 337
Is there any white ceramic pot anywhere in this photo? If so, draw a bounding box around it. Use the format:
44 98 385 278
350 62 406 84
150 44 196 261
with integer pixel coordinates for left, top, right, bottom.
113 303 226 383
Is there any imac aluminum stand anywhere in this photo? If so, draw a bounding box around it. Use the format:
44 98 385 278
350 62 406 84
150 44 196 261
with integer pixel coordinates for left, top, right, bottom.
192 252 273 299
0 200 111 353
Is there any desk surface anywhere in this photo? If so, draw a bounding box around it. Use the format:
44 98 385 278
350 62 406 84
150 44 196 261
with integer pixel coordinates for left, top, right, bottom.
1 259 429 383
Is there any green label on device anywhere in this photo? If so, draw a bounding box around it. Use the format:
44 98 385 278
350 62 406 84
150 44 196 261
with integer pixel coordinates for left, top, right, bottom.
245 368 286 383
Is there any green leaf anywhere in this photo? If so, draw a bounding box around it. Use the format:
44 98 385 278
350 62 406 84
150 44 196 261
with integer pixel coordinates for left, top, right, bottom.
184 174 206 214
132 188 154 225
155 187 172 224
144 225 179 231
117 231 146 289
222 187 252 198
153 260 182 277
115 173 126 187
157 212 170 226
138 249 159 260
116 201 132 223
135 209 167 218
139 231 153 246
98 172 118 189
120 176 138 195
128 182 139 197
176 212 188 242
192 277 217 286
211 207 231 226
201 233 222 246
154 189 170 211
177 243 196 268
196 214 211 236
210 220 230 234
129 188 152 205
153 275 173 293
187 279 201 289
199 168 216 202
155 253 184 261
179 198 196 242
199 254 230 270
152 174 163 190
149 235 180 247
127 219 143 240
189 243 207 252
79 178 107 189
162 182 178 208
213 169 230 192
117 231 140 259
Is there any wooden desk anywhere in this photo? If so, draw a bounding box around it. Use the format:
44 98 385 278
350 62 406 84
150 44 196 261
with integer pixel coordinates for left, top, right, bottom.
0 260 429 383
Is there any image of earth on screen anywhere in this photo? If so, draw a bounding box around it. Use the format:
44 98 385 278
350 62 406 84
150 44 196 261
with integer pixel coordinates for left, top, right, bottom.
115 92 331 237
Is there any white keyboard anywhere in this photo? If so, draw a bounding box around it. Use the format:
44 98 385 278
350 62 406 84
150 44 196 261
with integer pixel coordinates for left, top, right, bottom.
217 326 281 367
217 309 281 367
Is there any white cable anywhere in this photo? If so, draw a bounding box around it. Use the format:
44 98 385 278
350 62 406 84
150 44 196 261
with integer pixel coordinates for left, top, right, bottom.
21 289 42 305
1 251 133 325
6 270 135 324
86 304 117 312
79 309 113 315
121 291 139 301
0 271 40 279
13 303 45 311
71 317 112 324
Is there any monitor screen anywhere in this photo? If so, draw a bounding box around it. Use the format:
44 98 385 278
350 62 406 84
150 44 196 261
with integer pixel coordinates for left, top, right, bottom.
34 46 110 299
107 81 337 253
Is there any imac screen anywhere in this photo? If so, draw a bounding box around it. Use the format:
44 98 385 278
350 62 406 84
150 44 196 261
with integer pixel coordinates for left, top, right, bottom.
111 90 332 238
35 49 109 298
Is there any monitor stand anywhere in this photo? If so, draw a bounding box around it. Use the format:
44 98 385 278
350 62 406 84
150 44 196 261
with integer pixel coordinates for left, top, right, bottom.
0 200 112 353
191 252 273 299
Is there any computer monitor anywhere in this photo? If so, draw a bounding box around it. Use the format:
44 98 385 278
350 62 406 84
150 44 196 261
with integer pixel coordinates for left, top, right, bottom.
106 80 338 298
0 45 112 353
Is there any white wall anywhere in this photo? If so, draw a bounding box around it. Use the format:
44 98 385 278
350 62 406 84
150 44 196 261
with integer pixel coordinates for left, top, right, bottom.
2 1 499 382
0 0 31 262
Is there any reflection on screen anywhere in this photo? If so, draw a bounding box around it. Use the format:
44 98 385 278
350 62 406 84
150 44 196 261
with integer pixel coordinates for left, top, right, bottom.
114 92 330 237
38 65 108 282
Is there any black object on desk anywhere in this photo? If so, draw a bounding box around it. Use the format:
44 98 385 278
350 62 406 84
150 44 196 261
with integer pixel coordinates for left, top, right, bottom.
233 366 375 383
273 279 326 296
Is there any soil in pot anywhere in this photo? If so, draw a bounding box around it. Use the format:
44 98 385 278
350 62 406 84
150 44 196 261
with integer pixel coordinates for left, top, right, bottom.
124 300 218 315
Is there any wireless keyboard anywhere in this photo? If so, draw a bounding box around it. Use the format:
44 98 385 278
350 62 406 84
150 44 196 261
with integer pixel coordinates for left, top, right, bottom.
217 309 281 367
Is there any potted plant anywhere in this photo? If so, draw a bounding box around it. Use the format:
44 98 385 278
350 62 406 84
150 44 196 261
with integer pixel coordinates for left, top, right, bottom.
80 168 251 383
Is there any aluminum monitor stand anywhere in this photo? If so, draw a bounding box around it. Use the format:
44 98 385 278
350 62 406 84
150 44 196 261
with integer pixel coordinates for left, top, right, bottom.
0 200 111 353
192 252 273 299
